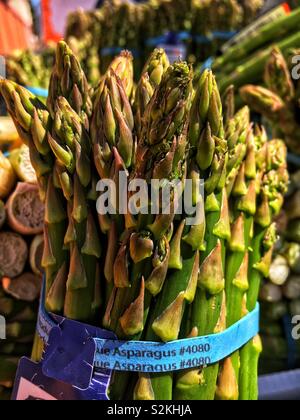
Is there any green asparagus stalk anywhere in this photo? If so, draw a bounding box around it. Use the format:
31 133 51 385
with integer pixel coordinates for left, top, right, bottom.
239 86 284 121
134 48 170 137
218 31 300 92
213 8 300 70
264 47 295 102
92 69 134 176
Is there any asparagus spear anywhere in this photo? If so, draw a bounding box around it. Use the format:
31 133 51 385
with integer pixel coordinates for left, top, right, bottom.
214 126 262 401
134 48 170 137
264 47 295 102
213 8 300 70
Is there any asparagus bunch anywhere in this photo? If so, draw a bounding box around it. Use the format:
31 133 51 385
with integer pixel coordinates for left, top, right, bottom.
1 42 290 401
63 0 263 72
214 6 300 94
240 47 300 154
213 8 300 71
1 41 102 324
6 47 55 90
91 61 135 309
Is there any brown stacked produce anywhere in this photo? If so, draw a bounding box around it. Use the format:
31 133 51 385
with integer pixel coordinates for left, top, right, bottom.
0 147 43 400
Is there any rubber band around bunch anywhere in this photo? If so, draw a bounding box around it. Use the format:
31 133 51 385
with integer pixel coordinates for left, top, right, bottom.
37 279 259 376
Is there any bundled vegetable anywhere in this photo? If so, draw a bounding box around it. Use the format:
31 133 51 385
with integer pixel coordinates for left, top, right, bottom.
0 40 288 401
64 0 263 71
6 47 55 90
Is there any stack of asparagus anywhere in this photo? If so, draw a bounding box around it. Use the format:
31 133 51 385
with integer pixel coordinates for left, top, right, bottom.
6 47 56 91
6 41 101 91
240 46 300 155
259 170 300 374
3 0 265 96
192 0 243 62
64 0 263 72
0 147 44 400
0 41 289 400
213 7 300 93
231 43 300 373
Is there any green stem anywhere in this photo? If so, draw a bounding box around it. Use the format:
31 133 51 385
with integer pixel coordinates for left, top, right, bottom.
145 243 198 401
174 193 226 401
238 227 265 400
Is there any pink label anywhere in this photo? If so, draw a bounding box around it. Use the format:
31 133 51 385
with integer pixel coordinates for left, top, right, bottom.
16 378 57 401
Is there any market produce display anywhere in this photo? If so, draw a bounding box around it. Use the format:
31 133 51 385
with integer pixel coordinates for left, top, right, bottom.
0 39 289 401
5 41 99 92
259 171 300 374
6 47 55 90
240 47 300 155
3 0 264 96
213 7 300 93
0 149 43 400
65 0 263 72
